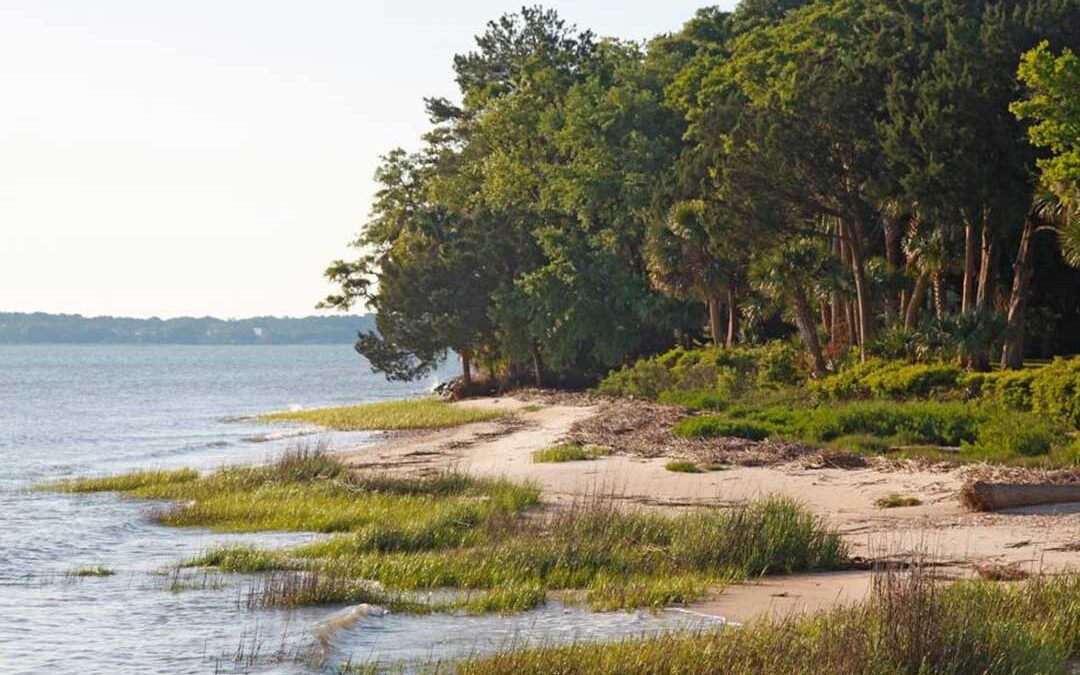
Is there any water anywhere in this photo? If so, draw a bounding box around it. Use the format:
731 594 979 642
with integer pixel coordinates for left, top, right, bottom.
0 345 720 674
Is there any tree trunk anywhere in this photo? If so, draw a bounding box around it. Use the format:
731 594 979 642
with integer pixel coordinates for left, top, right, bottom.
963 482 1080 512
962 223 978 314
530 342 544 387
793 291 826 377
843 218 872 358
460 348 472 387
883 215 902 328
932 273 944 318
707 292 724 348
1001 217 1035 370
725 287 737 348
905 270 931 331
976 222 996 313
830 293 842 346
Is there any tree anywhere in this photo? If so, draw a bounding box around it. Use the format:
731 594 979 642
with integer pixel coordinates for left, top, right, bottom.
750 238 831 376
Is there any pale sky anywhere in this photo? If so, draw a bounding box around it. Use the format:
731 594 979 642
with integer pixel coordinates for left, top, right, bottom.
0 1 731 319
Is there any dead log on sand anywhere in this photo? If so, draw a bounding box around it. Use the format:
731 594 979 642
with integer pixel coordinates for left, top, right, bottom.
962 481 1080 512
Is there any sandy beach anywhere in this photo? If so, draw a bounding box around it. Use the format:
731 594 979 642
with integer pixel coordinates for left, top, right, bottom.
338 395 1080 622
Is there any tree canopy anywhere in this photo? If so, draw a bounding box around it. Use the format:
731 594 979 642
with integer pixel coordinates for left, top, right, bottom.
325 1 1080 385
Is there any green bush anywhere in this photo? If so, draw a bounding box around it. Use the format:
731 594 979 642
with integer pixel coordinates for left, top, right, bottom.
970 413 1068 458
811 359 962 401
964 369 1038 410
596 343 809 401
1031 358 1080 427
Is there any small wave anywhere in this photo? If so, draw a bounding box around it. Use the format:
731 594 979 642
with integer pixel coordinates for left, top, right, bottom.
241 428 319 444
314 603 387 650
219 413 259 423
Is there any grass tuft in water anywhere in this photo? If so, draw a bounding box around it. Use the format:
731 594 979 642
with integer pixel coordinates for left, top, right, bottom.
259 398 508 431
48 468 199 493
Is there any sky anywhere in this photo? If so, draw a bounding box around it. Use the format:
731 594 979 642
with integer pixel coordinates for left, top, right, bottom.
0 0 733 319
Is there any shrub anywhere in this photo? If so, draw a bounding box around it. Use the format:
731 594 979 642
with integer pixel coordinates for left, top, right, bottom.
968 369 1038 411
811 359 962 401
596 343 809 401
1031 358 1080 427
756 342 802 387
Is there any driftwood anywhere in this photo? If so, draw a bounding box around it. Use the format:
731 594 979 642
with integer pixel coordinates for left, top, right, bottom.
962 481 1080 512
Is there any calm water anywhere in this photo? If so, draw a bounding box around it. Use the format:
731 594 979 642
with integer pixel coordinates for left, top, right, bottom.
0 345 718 674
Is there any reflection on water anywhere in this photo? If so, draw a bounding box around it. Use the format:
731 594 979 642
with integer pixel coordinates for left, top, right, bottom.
0 345 724 674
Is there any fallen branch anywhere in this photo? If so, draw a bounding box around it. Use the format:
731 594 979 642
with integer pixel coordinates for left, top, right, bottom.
961 481 1080 512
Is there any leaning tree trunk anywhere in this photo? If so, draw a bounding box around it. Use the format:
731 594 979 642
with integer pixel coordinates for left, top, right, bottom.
707 292 724 348
977 222 996 313
905 270 931 331
793 290 826 377
1001 217 1035 370
725 286 738 348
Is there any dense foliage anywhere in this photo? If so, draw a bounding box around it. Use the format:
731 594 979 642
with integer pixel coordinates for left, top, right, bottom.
324 1 1080 385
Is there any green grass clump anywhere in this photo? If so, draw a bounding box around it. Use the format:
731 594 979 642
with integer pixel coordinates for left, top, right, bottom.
68 565 115 577
49 468 199 493
673 417 771 441
874 494 922 508
969 412 1069 459
664 460 704 473
259 397 508 431
445 571 1080 674
532 443 612 463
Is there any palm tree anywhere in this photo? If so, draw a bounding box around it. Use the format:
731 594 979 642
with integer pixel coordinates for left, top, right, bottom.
750 237 828 376
646 200 736 347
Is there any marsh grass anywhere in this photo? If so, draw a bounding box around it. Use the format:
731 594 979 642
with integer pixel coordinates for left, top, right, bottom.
532 443 612 463
48 448 844 614
50 468 199 493
259 398 508 431
444 569 1080 675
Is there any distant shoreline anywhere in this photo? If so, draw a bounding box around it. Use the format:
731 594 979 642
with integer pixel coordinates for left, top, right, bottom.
0 312 372 345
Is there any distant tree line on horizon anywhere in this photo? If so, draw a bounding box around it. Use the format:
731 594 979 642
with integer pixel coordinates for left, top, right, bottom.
322 0 1080 385
0 313 374 345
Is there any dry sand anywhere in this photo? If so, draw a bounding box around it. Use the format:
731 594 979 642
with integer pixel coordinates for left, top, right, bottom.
337 396 1080 622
